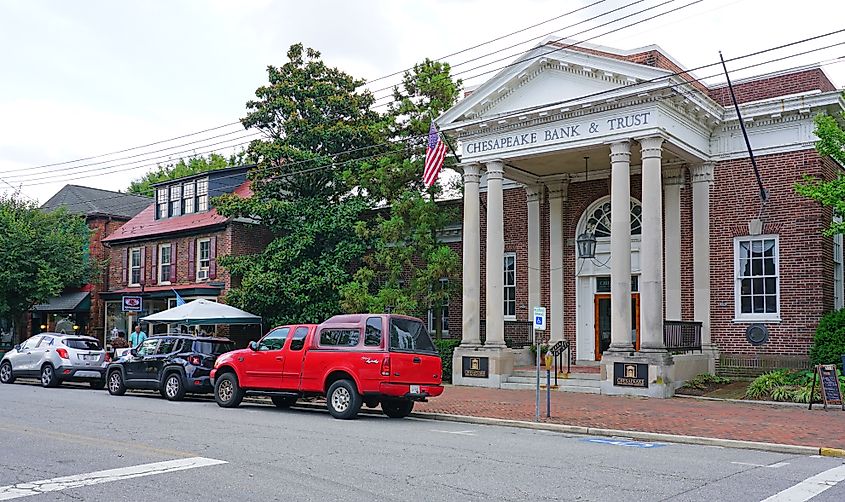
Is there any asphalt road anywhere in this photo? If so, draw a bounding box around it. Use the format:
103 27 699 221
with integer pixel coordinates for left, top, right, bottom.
1 380 844 502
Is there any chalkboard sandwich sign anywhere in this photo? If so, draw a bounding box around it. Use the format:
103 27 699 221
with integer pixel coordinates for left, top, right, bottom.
809 364 844 411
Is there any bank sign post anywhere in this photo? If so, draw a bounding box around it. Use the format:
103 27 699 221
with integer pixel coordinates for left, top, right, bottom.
533 307 546 421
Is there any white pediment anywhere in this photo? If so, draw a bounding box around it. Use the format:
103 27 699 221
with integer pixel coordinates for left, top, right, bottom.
438 41 680 128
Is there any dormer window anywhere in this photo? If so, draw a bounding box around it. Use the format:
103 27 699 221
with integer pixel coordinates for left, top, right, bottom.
170 185 182 217
183 182 195 214
156 188 168 219
197 179 209 212
154 177 210 219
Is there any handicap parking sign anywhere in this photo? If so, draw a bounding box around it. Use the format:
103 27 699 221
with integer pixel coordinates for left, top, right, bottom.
533 307 546 331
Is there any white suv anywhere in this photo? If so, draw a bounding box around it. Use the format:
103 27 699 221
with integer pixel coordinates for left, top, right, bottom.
0 333 107 388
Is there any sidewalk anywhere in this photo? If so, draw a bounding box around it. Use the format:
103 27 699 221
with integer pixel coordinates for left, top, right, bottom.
415 385 845 450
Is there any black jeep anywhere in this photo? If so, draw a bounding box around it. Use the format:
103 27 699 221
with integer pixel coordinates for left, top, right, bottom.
106 335 234 401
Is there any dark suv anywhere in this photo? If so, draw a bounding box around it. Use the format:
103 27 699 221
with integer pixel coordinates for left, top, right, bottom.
106 335 234 401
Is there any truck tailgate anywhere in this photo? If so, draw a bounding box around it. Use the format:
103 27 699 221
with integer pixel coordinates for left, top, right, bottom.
389 351 441 386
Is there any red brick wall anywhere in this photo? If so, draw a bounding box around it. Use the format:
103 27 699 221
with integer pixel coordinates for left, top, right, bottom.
86 216 129 341
708 68 837 106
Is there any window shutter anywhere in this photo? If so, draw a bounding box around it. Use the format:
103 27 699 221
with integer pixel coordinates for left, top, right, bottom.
209 236 218 279
139 246 146 286
170 241 177 282
122 248 128 285
151 246 158 285
188 239 196 282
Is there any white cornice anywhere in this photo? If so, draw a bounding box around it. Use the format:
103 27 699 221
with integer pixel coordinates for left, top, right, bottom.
721 90 844 123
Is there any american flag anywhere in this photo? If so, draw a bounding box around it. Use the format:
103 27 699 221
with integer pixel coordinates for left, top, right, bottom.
423 121 447 188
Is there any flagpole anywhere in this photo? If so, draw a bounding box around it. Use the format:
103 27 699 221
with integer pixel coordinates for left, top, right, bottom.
428 112 460 163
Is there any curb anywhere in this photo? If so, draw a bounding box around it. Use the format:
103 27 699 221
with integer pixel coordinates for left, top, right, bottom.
675 394 812 409
245 396 828 456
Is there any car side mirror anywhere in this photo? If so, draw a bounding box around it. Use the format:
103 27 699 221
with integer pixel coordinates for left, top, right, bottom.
14 344 21 351
130 348 138 357
248 341 259 351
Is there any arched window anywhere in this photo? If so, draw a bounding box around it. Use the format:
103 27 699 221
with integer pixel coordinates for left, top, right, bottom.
584 198 642 237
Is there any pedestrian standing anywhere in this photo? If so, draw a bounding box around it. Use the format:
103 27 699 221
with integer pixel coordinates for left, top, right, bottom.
129 325 147 347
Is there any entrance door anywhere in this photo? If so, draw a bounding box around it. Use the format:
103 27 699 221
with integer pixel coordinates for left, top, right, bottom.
594 294 640 360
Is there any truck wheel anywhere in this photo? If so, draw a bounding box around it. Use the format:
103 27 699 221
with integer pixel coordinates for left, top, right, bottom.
381 398 414 418
214 372 244 408
327 379 362 419
107 370 126 396
162 373 186 401
41 364 59 388
271 396 297 408
0 361 14 384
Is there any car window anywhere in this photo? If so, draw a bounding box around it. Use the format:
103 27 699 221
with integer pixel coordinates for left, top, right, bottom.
389 318 436 353
319 328 359 347
289 327 309 351
21 336 40 350
365 317 382 347
64 339 100 350
192 340 235 355
156 338 177 355
136 339 159 357
259 328 289 351
36 336 55 348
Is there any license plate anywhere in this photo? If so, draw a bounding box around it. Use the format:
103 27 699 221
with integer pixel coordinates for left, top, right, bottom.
85 355 97 360
410 385 420 394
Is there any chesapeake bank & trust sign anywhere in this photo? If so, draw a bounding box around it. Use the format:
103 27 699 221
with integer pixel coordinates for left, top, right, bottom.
462 112 652 156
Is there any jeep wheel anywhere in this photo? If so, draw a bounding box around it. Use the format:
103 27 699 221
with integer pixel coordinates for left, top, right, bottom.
89 379 105 390
326 379 362 420
107 370 126 396
162 373 186 401
381 398 414 419
214 372 244 408
271 396 297 408
40 364 59 388
0 361 14 384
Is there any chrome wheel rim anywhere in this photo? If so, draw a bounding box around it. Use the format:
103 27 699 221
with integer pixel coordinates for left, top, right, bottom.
218 379 233 402
41 366 52 385
109 373 121 392
331 387 350 413
0 364 10 382
165 376 179 397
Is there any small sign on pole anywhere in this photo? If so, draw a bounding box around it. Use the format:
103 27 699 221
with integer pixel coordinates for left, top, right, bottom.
533 307 546 331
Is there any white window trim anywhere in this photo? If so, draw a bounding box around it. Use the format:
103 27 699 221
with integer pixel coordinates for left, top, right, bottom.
733 234 781 322
504 252 517 321
196 238 211 281
128 247 142 287
158 243 172 286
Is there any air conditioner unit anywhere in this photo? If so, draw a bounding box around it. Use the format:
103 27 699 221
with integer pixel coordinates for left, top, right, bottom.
197 268 209 280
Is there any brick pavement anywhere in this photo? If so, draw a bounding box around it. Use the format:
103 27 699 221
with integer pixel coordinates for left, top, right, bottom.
416 385 845 449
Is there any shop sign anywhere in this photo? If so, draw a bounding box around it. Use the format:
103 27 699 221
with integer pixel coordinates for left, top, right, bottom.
462 356 489 378
122 296 143 312
614 362 648 388
810 364 844 411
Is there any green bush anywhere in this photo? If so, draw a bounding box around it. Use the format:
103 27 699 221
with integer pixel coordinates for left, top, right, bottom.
745 369 824 403
434 339 460 383
810 308 845 368
682 373 731 391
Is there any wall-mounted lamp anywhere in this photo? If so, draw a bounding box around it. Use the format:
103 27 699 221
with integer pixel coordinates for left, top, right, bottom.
576 156 597 260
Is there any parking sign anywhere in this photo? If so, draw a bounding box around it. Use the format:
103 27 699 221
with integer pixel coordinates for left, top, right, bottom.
533 307 546 331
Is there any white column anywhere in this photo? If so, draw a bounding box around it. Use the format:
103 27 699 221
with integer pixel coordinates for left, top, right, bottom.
638 136 667 352
608 141 633 352
461 163 482 346
485 160 506 348
663 167 684 321
690 162 715 350
526 184 542 322
548 181 568 342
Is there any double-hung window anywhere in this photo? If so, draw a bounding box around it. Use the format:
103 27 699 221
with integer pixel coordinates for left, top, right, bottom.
197 239 210 280
158 244 172 284
156 188 168 219
734 235 779 321
834 217 844 310
183 182 195 214
427 278 449 334
129 247 142 286
504 252 516 319
197 179 209 212
169 185 182 217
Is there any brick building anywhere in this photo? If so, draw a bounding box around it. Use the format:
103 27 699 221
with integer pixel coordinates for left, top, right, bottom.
435 38 845 395
100 166 270 347
28 185 151 344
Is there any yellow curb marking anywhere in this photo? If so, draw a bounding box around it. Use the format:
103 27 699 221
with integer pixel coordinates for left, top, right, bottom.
820 447 845 458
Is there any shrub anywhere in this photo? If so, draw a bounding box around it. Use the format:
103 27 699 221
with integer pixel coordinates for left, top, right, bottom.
745 370 789 400
810 308 845 368
434 339 460 383
682 373 731 391
745 369 825 403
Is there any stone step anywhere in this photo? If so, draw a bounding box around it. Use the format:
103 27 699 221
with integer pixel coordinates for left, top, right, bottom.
500 382 602 394
511 370 601 380
505 375 602 386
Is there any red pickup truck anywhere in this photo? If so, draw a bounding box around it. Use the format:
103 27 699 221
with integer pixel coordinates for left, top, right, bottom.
210 314 444 419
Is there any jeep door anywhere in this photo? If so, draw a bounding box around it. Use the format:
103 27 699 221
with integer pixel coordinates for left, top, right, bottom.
241 327 289 389
124 339 160 387
387 317 441 386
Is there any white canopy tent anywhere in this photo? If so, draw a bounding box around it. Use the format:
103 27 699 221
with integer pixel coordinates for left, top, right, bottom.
140 299 261 326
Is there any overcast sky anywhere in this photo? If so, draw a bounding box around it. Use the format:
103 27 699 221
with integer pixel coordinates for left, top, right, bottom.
1 0 843 203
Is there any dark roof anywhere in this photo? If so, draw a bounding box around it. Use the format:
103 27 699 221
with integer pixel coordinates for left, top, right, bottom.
102 180 252 243
150 165 254 187
32 291 91 312
41 185 152 220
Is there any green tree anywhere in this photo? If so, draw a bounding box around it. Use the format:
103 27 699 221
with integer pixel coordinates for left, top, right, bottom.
0 194 91 332
215 44 388 326
127 153 243 197
795 101 845 235
340 59 462 339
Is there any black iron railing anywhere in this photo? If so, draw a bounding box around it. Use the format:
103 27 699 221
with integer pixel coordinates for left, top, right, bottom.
548 340 571 386
663 320 702 353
